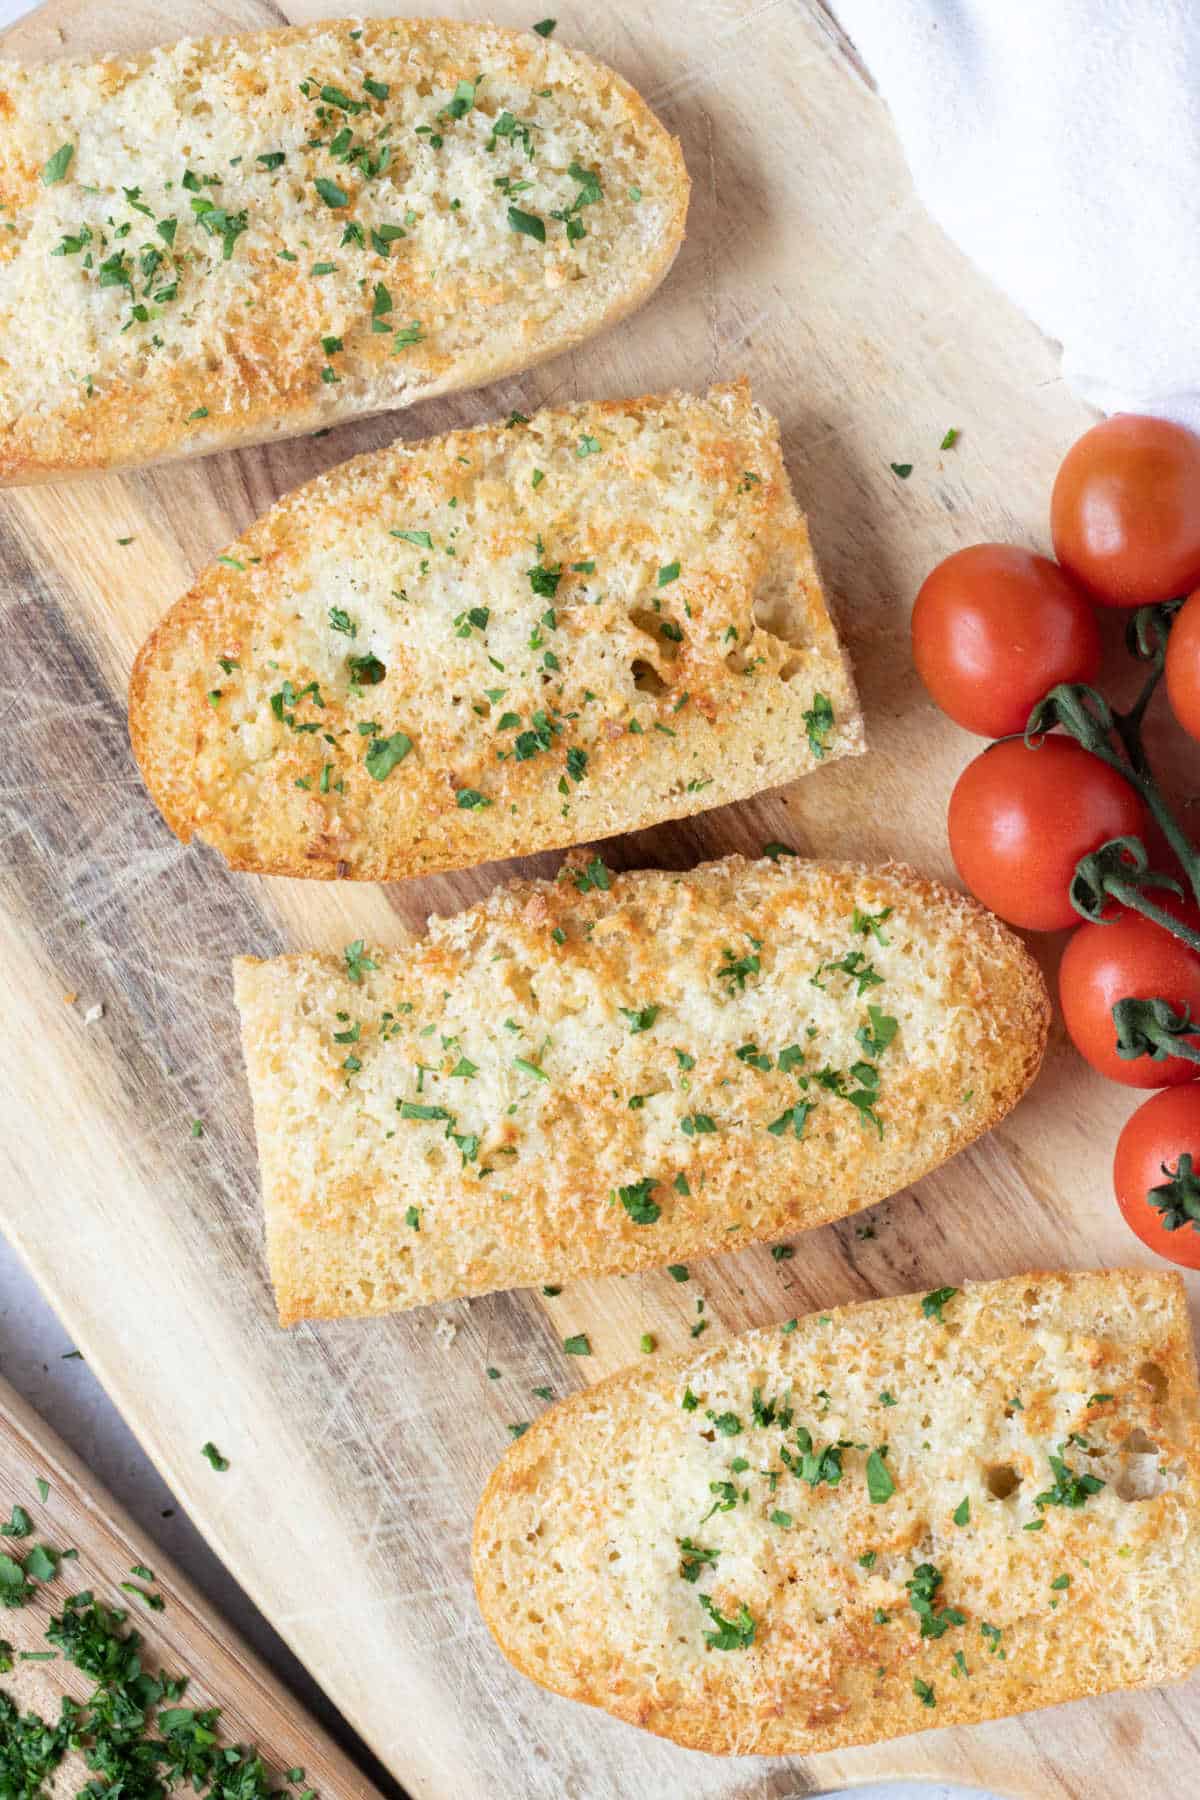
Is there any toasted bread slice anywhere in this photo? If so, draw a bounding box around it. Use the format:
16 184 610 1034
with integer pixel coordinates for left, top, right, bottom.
233 853 1048 1324
0 18 687 482
130 381 863 880
473 1269 1200 1755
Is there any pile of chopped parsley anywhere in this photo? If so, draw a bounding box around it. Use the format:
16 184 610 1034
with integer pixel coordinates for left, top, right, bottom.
0 1497 313 1800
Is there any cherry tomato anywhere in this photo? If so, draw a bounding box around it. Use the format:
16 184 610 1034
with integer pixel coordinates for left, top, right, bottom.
1165 589 1200 742
1059 902 1200 1086
1050 414 1200 606
912 545 1102 737
1113 1085 1200 1266
948 737 1147 931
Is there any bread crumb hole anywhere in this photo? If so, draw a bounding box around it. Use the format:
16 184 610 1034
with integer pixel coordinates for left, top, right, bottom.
631 659 667 695
630 608 681 662
985 1463 1021 1499
1136 1361 1168 1402
752 543 810 651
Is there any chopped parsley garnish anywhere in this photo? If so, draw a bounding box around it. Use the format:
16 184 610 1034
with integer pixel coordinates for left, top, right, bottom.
527 559 562 598
618 1177 661 1225
328 607 356 636
980 1621 1005 1657
940 428 959 450
853 905 893 942
920 1286 958 1322
865 1447 895 1504
270 677 325 730
1035 1451 1105 1510
678 1538 718 1582
456 788 492 810
364 731 413 780
406 1206 420 1230
699 1594 755 1651
532 16 557 34
201 1442 229 1472
782 1427 842 1490
620 1003 660 1034
393 528 434 549
801 691 835 758
343 940 377 984
905 1563 965 1639
890 462 913 479
717 943 761 992
562 1334 591 1356
857 1005 899 1058
763 841 797 861
681 1113 716 1137
953 1496 970 1526
657 560 680 587
572 855 611 893
912 1676 935 1707
24 1547 58 1584
1 1508 31 1539
767 1103 811 1140
706 1410 741 1436
41 144 74 185
314 176 350 208
508 205 546 241
668 1264 689 1282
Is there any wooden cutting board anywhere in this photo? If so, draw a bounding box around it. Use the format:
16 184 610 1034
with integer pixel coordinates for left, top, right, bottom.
1 1 1198 1795
0 1370 381 1798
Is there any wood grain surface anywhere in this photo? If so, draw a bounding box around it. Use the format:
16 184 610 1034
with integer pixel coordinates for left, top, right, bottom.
0 1370 381 1798
1 2 1198 1796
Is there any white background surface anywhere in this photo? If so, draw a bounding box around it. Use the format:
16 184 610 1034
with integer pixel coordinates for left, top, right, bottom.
0 0 996 1794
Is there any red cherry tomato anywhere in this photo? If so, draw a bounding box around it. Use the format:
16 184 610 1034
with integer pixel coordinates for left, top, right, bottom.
1165 589 1200 742
1060 903 1200 1086
1051 414 1200 606
948 737 1148 931
912 544 1102 737
1113 1085 1200 1266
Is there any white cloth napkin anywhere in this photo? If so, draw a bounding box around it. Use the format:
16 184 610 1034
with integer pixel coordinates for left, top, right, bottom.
829 0 1200 428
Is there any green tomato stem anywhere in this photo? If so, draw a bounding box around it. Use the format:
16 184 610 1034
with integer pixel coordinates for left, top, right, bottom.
1102 878 1200 953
